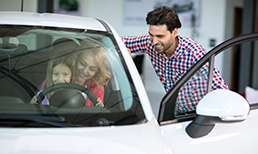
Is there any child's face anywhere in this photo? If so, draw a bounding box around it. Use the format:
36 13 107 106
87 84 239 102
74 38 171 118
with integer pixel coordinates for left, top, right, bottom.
52 64 72 84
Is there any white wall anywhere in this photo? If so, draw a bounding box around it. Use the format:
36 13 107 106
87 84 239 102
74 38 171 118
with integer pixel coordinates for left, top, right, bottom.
81 0 148 37
196 0 227 75
0 0 37 12
223 0 243 88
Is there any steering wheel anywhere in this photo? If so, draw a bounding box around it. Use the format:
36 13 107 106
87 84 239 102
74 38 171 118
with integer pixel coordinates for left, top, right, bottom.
36 83 98 106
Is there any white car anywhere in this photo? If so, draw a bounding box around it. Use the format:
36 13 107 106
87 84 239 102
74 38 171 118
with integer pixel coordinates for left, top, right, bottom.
0 11 258 154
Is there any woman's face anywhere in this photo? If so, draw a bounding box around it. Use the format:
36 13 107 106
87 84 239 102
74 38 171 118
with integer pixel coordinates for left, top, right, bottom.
75 52 99 85
52 64 72 84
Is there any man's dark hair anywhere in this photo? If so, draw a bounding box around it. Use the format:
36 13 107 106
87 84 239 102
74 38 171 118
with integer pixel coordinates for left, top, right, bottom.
146 6 182 33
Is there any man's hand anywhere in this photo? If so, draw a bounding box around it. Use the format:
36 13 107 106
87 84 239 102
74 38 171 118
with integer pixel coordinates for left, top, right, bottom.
127 48 131 55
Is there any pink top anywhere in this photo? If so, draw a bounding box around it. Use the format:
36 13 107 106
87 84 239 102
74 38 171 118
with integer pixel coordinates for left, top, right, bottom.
85 80 104 106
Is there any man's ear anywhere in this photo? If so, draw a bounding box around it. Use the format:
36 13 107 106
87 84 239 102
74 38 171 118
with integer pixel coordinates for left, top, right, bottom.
173 28 178 37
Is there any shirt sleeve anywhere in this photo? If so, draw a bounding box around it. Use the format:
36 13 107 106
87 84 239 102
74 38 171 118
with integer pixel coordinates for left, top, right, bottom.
37 90 50 105
212 67 228 90
121 34 152 54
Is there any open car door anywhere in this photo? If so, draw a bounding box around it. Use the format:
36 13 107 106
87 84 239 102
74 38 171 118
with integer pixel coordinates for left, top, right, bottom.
158 32 258 154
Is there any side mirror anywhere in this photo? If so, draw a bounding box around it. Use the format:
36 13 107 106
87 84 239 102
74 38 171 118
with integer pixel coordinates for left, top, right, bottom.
186 89 250 138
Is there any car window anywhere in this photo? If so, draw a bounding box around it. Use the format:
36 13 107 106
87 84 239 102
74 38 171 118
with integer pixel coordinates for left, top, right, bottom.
214 40 258 105
174 62 209 116
0 25 146 127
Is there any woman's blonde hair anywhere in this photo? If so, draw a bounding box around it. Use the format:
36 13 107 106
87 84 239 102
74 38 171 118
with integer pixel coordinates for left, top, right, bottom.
72 43 111 88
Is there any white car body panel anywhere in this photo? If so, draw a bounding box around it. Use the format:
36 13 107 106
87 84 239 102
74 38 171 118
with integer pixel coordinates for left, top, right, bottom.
0 11 106 31
0 118 171 154
197 90 250 117
161 109 258 154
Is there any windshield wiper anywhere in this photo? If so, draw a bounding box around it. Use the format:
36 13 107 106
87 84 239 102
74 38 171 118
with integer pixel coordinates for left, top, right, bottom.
0 115 69 127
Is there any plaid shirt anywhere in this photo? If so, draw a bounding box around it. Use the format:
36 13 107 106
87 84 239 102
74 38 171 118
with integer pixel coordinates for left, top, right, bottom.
122 34 228 113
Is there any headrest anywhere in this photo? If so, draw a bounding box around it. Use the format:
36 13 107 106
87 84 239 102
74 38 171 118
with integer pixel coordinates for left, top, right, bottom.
0 43 28 55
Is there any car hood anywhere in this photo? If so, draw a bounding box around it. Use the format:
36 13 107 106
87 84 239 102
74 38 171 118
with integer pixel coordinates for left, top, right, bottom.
0 118 171 154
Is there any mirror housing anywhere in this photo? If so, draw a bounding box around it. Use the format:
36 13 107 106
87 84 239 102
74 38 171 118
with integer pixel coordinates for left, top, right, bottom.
186 89 250 138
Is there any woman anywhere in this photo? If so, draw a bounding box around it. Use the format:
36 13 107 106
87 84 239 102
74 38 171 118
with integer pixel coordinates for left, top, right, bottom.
71 43 111 107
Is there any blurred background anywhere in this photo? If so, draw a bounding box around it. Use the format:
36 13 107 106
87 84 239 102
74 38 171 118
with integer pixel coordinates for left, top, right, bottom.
0 0 258 117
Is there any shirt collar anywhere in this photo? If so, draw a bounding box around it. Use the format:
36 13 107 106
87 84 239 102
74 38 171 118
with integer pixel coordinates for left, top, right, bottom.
171 35 181 58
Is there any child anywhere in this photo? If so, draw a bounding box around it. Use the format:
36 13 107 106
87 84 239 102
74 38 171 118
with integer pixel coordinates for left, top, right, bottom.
30 52 72 105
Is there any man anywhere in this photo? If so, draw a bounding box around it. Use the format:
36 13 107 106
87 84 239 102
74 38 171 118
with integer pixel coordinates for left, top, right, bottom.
122 6 228 114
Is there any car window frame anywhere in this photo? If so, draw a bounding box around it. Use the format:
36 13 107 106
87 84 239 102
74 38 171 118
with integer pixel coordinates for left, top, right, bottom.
158 32 258 125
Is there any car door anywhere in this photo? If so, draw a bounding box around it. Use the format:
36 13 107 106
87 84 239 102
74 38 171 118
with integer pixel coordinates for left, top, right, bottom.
159 32 258 154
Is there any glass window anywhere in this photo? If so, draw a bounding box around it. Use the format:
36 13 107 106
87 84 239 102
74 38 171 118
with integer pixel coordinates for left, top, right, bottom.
175 62 210 116
0 25 146 127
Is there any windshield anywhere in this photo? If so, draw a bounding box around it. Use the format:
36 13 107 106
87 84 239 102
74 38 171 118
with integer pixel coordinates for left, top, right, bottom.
0 25 146 127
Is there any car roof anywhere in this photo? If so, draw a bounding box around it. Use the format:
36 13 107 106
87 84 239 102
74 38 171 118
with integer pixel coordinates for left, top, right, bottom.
0 11 107 31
